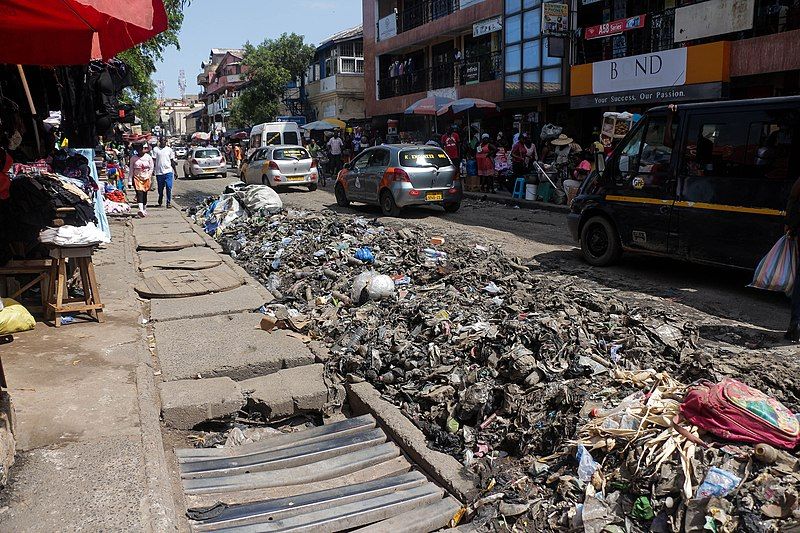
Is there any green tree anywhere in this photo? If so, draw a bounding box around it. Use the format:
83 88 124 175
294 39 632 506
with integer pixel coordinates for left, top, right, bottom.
228 33 315 128
118 0 189 122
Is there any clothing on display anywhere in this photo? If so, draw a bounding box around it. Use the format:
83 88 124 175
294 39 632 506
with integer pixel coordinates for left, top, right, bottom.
39 222 109 246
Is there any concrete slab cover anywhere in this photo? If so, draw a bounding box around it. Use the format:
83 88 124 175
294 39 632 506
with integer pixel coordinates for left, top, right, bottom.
155 314 314 381
139 247 223 271
135 267 242 298
132 223 195 237
240 364 328 420
149 284 267 322
160 377 244 429
136 234 206 252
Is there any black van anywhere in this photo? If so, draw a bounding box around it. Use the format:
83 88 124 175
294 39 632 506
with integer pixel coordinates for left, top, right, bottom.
568 97 800 269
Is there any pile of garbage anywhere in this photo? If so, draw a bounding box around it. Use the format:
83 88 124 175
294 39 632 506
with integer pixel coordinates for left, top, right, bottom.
195 199 800 532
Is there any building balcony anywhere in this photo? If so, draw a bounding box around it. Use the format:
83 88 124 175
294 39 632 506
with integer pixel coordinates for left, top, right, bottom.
575 0 800 66
378 52 501 99
206 74 244 95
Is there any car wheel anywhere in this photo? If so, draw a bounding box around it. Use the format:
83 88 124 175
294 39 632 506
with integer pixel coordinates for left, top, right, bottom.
380 190 401 217
580 215 621 266
443 201 461 213
334 182 349 207
308 183 318 192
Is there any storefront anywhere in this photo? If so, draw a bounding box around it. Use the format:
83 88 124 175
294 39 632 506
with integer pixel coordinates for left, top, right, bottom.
570 41 731 110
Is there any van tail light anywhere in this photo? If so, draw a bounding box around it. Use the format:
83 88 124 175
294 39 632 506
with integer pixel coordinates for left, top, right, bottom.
448 187 458 194
268 161 280 170
384 167 410 182
311 159 318 168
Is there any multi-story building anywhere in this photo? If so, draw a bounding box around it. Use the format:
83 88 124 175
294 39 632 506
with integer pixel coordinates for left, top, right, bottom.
197 48 246 133
569 0 800 140
156 96 202 137
306 25 366 123
364 0 505 136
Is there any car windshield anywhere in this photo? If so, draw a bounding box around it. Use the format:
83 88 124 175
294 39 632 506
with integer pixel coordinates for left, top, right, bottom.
399 148 451 168
194 149 220 159
273 147 309 160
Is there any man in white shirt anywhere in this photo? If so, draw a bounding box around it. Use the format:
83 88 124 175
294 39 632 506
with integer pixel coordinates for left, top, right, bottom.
152 138 177 207
327 132 345 175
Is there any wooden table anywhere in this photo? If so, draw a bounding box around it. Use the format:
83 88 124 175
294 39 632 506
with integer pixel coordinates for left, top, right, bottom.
0 259 52 314
46 245 104 327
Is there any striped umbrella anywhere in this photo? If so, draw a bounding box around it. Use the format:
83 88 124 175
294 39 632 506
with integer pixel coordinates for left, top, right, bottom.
404 96 454 116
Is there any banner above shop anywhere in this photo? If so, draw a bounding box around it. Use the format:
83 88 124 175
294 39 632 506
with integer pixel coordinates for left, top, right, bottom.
378 13 397 41
585 14 646 40
570 42 731 108
473 16 502 37
570 82 724 109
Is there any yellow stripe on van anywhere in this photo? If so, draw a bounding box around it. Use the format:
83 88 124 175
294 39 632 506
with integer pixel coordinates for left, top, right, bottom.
673 201 785 217
605 195 785 216
605 195 674 206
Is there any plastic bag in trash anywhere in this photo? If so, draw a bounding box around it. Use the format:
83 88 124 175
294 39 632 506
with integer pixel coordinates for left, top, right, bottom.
234 185 283 212
354 247 375 264
351 271 396 304
576 444 599 482
695 467 741 499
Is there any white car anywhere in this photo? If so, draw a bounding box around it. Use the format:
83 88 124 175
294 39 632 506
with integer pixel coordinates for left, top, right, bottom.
174 145 188 159
240 145 318 191
183 147 227 178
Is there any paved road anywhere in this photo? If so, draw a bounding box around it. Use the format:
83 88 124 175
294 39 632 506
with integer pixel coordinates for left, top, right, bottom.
172 168 790 338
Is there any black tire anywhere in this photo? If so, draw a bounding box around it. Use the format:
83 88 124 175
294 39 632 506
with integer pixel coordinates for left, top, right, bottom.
334 182 350 207
443 201 461 213
580 215 622 266
380 190 401 217
308 183 318 192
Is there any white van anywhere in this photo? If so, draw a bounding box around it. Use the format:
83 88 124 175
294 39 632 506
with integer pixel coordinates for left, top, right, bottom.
249 122 303 154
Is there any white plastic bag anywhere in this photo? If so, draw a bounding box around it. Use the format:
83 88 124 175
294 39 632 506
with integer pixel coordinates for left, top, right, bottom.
351 271 396 304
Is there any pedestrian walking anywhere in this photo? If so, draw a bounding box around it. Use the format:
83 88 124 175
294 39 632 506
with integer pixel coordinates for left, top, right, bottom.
785 176 800 342
152 138 177 208
132 146 154 217
233 144 243 170
327 132 344 175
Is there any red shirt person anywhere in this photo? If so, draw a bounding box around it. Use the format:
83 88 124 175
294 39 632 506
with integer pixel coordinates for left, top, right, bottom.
440 128 461 163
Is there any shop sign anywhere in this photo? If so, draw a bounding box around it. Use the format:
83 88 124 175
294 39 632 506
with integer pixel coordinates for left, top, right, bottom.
674 0 754 42
593 47 687 94
464 63 481 85
570 81 723 109
542 3 569 36
377 13 397 41
473 16 502 37
585 14 646 40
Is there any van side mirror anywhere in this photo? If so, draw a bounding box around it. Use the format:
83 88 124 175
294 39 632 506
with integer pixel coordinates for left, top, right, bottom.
595 151 606 175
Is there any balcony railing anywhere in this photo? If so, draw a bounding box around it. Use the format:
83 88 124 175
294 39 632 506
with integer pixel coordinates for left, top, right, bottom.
377 52 502 100
575 0 800 65
377 0 460 40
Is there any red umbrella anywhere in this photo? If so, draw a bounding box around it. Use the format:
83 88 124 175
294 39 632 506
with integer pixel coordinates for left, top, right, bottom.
404 96 454 116
436 98 500 116
0 0 168 65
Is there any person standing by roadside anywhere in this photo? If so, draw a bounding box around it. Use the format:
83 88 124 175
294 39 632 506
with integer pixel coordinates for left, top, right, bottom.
152 138 177 208
132 145 154 217
785 176 800 342
476 133 497 193
233 144 243 170
327 131 345 175
511 133 532 177
440 126 461 169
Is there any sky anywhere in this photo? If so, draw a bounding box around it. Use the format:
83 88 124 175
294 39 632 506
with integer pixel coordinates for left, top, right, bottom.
153 0 363 98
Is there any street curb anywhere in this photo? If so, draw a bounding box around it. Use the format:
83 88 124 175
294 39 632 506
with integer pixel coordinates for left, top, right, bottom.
463 191 571 214
346 382 478 504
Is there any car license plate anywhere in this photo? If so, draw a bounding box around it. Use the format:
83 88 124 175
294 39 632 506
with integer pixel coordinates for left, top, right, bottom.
426 192 443 201
202 168 215 173
287 175 305 182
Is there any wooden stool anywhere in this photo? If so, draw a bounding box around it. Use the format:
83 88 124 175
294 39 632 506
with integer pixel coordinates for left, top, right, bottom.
46 246 104 327
0 259 52 314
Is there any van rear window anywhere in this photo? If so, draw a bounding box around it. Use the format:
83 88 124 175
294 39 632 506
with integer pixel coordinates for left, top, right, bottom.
284 132 300 145
264 132 282 145
273 147 309 160
400 148 451 168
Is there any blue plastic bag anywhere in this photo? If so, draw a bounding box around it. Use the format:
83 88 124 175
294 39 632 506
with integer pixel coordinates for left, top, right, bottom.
750 235 797 296
354 247 375 264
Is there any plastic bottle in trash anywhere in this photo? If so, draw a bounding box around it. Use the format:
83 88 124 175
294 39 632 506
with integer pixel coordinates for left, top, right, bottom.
591 391 644 418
